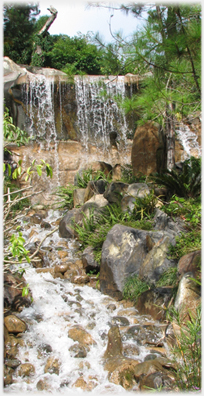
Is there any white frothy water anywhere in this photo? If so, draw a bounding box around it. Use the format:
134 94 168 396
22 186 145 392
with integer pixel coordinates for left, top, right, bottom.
5 210 167 394
176 123 201 160
75 76 130 154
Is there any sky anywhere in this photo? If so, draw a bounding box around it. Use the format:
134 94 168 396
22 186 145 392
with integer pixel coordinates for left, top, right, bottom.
36 1 147 43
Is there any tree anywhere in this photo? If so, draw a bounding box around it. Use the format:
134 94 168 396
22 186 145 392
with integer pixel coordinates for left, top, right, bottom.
116 4 201 170
4 4 40 64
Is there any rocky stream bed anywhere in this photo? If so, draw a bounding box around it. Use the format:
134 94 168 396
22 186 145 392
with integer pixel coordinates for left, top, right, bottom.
4 207 180 394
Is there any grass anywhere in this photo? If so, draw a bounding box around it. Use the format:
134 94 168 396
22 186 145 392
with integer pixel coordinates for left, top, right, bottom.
123 274 151 302
156 267 178 288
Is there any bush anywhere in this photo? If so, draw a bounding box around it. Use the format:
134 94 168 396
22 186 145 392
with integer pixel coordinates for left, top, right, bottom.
123 274 151 302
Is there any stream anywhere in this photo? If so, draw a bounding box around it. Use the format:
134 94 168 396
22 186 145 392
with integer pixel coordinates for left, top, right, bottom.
5 209 170 394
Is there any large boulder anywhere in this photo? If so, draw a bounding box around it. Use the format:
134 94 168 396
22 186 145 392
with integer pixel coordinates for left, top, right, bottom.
103 182 129 204
100 224 176 300
174 272 201 322
131 122 165 176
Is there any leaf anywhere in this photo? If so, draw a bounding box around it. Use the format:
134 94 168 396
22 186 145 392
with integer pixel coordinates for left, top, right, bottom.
36 165 42 176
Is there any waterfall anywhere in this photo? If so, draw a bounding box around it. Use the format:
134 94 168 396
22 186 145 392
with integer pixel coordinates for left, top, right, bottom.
74 75 130 153
176 123 201 161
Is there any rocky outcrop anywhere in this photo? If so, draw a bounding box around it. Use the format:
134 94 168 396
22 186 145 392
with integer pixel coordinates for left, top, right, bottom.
100 224 176 300
131 122 165 176
174 273 201 322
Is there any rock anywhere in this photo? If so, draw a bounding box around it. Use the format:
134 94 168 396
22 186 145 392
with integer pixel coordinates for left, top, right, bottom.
40 220 51 229
4 315 27 334
44 356 60 375
82 246 100 272
139 371 174 391
80 194 109 220
108 360 139 389
4 366 13 386
37 378 51 391
71 275 90 284
131 122 165 176
135 288 174 321
139 235 177 285
69 343 87 358
177 250 201 282
59 208 81 238
4 272 32 311
103 325 123 359
4 358 21 368
133 357 175 381
57 250 68 259
153 208 186 235
111 316 130 327
54 263 69 274
174 272 201 322
68 325 96 346
121 183 151 213
73 376 97 391
123 344 140 357
100 224 176 299
17 363 35 377
83 181 96 202
73 188 86 207
103 182 129 204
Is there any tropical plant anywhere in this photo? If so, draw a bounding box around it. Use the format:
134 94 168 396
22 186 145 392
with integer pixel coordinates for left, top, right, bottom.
149 157 201 198
54 184 77 209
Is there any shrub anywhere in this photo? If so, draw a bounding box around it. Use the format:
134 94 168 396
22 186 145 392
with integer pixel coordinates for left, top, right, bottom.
123 274 151 302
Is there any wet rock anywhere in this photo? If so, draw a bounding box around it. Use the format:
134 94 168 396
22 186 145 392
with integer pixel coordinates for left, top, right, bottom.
4 366 13 386
4 272 32 311
174 272 201 322
82 246 100 272
36 268 55 276
53 272 64 279
135 287 174 321
4 358 21 368
108 360 139 390
4 314 27 334
36 378 51 391
144 353 160 361
103 325 123 359
69 343 87 358
68 325 96 347
111 316 130 327
17 363 35 377
139 371 175 391
40 220 51 229
37 343 52 357
30 213 44 225
107 304 117 312
57 250 68 259
133 357 176 381
123 344 140 357
72 275 90 284
73 376 97 391
44 356 60 375
54 263 69 274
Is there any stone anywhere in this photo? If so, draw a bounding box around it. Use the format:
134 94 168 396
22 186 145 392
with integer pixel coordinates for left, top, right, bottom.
37 378 51 391
4 272 32 311
82 246 100 272
4 315 27 334
131 122 165 176
44 356 60 375
57 250 68 259
68 325 96 346
17 363 35 377
123 344 140 357
54 263 69 273
174 272 201 322
139 371 174 391
177 250 201 282
103 325 123 359
100 224 176 299
69 343 87 358
73 188 86 207
4 366 13 386
73 376 97 391
135 288 174 321
103 181 129 204
111 316 130 327
59 208 81 238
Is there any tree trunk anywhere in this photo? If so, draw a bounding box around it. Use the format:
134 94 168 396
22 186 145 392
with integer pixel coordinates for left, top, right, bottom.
166 102 175 170
37 6 58 37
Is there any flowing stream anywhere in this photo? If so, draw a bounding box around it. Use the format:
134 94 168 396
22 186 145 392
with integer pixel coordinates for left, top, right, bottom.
5 210 169 394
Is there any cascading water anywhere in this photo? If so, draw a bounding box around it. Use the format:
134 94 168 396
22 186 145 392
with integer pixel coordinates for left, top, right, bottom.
176 123 201 161
5 210 169 394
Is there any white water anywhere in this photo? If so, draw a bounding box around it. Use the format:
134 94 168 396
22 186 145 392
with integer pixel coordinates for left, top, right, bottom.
75 76 130 153
176 123 201 160
5 210 167 394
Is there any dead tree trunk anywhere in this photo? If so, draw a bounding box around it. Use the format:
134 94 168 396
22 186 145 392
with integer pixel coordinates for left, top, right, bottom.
33 6 58 56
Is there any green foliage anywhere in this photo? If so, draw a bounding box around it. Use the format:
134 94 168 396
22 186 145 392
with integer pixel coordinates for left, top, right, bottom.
150 157 201 198
123 274 150 302
156 267 178 288
167 305 201 391
9 232 30 263
132 191 157 220
3 4 40 64
120 165 147 184
76 168 112 188
54 184 77 209
4 107 30 147
162 194 201 229
168 230 201 260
